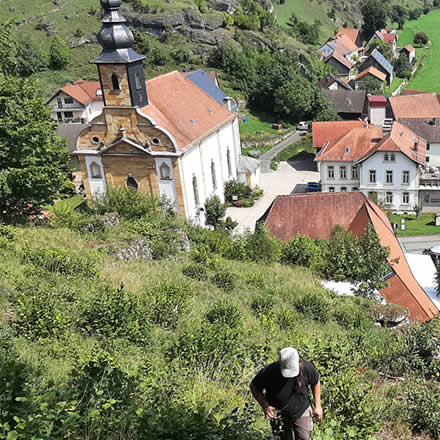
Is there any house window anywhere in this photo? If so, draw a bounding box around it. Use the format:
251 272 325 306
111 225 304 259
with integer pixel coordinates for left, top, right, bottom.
352 166 359 179
427 156 430 162
340 166 347 179
192 175 199 206
329 187 335 192
112 73 120 90
386 192 393 204
159 163 171 180
127 176 138 190
402 170 409 184
135 71 142 90
352 187 358 191
403 192 410 204
90 162 102 178
386 170 393 184
227 149 232 177
64 111 73 119
390 153 396 161
345 147 350 153
427 144 431 151
211 161 217 190
56 97 63 107
64 97 74 105
384 153 389 161
341 186 347 192
369 170 376 183
56 112 63 122
328 166 335 179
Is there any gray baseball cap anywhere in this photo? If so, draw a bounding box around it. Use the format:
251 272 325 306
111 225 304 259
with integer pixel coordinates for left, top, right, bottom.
279 347 299 378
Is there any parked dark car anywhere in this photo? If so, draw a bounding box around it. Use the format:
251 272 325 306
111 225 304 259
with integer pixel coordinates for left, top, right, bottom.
305 182 321 192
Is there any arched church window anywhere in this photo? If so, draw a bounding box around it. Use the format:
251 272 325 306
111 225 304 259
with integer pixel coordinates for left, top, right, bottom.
160 163 171 180
192 175 199 206
211 160 217 190
227 149 232 177
126 176 138 190
135 71 142 90
90 162 102 179
112 74 120 91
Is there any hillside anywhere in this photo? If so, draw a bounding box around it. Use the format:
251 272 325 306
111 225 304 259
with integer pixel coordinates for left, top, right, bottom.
0 192 439 439
1 0 362 97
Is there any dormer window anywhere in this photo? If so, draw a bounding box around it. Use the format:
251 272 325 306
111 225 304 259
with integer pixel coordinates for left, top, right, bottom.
160 163 171 180
112 74 120 91
126 176 138 190
135 72 142 90
96 89 103 96
345 147 350 154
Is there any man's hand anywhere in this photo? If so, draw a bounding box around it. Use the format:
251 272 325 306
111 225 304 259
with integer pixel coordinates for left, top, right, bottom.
264 406 278 419
313 405 323 421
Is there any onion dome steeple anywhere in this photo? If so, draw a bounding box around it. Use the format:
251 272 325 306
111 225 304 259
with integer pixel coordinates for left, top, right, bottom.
93 0 145 64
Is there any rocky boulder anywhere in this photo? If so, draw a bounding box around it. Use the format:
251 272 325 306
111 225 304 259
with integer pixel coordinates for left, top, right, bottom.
207 0 241 14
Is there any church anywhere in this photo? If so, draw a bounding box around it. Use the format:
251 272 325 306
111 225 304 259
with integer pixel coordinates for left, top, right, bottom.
73 0 244 225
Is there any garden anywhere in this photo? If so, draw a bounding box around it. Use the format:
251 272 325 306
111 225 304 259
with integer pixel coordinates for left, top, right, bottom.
390 212 440 236
0 188 439 439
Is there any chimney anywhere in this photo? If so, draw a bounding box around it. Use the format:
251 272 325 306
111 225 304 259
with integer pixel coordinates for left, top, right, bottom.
414 141 418 151
363 117 368 128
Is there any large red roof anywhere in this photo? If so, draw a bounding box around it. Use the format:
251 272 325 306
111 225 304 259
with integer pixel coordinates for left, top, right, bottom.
52 80 103 106
312 121 364 148
263 193 438 322
141 71 236 152
389 93 440 119
336 28 360 46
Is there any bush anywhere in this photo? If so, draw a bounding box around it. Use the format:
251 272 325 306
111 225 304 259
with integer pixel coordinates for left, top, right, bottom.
80 284 150 344
238 198 255 207
281 235 323 270
211 269 237 291
414 31 429 46
204 195 227 229
182 262 209 281
244 271 266 288
49 36 71 69
409 7 423 19
206 299 241 328
224 179 252 203
94 187 160 220
245 224 281 264
251 295 275 317
147 281 194 329
21 247 101 278
251 186 264 200
294 292 330 322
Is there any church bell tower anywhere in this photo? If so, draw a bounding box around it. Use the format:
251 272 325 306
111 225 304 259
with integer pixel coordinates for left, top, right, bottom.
93 0 148 108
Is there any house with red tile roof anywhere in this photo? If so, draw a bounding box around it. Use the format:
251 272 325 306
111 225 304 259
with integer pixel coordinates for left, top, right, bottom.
72 0 248 226
261 192 438 322
400 44 416 64
314 121 427 212
47 80 104 123
369 29 398 57
336 28 362 48
353 67 386 91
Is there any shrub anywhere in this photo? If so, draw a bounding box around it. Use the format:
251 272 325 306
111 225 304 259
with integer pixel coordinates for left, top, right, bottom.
333 301 371 329
251 295 275 317
21 247 101 278
414 31 429 45
147 281 194 329
206 299 241 328
404 381 440 438
294 292 330 322
245 224 281 264
251 186 264 200
0 225 16 241
80 284 150 343
244 271 266 288
409 7 422 19
182 263 209 281
204 195 227 229
239 198 255 207
49 36 71 69
277 308 297 330
94 187 160 220
211 269 237 291
224 179 252 203
281 235 322 268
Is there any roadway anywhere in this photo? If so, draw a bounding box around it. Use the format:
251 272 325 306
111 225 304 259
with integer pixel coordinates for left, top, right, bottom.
398 235 440 254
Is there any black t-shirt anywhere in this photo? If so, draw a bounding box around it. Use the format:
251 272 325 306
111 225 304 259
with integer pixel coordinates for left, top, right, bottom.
251 360 319 421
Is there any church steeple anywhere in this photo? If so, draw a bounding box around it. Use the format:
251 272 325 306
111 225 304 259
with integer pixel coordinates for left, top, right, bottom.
93 0 148 107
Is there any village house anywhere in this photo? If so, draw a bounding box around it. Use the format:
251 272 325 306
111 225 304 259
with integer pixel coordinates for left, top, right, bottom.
367 95 387 127
316 73 353 91
313 121 426 212
369 29 398 57
352 67 386 91
261 192 438 322
400 44 416 64
323 89 367 120
47 80 104 123
72 0 247 226
322 51 352 80
359 49 394 86
336 28 363 49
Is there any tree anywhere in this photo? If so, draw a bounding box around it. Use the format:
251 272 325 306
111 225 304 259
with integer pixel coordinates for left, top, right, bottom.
409 8 423 20
49 36 71 70
358 76 383 95
361 0 390 40
204 195 227 229
369 41 394 61
0 21 19 78
414 31 429 46
394 53 412 78
0 78 70 222
311 88 340 121
390 4 408 29
16 40 47 76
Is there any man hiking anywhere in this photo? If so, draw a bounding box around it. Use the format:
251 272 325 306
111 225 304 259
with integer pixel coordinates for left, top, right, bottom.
250 347 322 440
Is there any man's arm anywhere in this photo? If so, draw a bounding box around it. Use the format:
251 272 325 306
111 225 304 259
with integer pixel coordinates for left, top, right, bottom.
250 382 278 419
312 381 323 420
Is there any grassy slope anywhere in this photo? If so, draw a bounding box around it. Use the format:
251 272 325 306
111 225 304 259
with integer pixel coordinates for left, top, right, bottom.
398 10 440 92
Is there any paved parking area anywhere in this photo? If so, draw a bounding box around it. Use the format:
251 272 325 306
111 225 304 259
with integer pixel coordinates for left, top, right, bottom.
226 158 319 232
